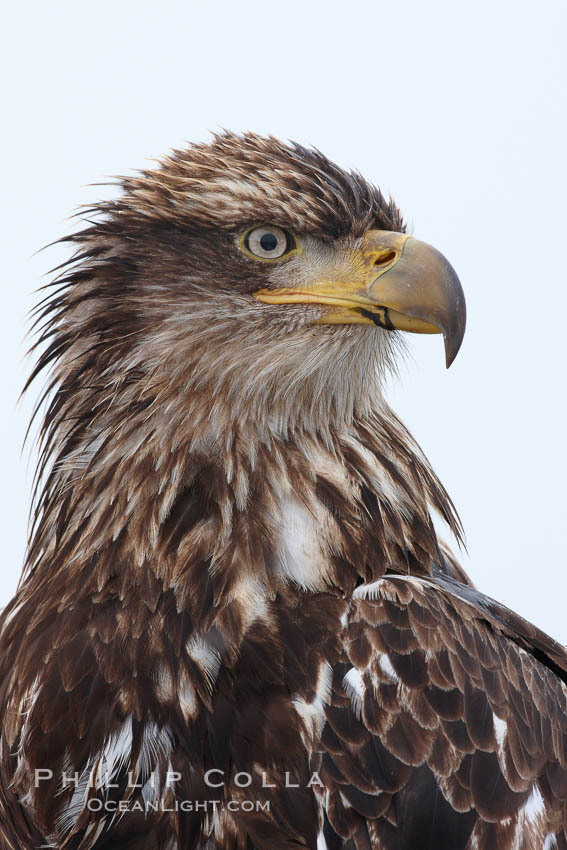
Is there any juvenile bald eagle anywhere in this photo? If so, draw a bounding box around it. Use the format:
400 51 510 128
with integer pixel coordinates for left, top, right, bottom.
1 133 566 850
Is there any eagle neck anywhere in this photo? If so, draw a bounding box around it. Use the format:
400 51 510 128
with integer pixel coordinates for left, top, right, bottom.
21 401 461 623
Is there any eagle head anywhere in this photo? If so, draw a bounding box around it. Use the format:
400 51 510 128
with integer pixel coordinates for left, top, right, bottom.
41 132 465 442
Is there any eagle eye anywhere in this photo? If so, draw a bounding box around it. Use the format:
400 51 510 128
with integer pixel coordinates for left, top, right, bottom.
241 226 297 261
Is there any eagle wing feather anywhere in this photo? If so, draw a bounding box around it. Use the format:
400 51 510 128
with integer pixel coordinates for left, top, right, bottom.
318 574 567 848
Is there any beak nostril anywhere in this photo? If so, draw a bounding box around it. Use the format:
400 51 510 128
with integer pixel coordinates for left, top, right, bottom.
373 251 396 267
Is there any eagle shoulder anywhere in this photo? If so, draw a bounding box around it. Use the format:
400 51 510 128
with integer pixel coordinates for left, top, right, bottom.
317 573 567 848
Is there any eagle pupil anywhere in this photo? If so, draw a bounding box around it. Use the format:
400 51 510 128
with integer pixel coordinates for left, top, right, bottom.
260 233 278 252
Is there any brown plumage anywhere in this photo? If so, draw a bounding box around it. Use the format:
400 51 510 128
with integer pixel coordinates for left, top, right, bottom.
1 132 566 850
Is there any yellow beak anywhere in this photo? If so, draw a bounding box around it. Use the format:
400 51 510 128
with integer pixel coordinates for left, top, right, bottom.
253 230 466 367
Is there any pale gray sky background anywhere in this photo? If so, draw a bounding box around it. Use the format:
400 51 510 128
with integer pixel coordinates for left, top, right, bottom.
1 1 566 639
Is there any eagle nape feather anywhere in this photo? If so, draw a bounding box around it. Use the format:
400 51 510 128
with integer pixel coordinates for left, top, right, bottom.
0 131 565 850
